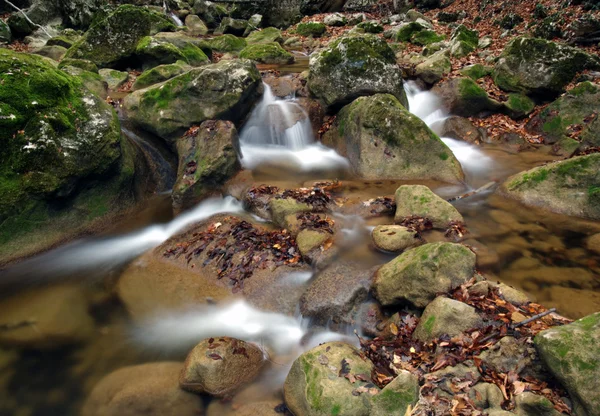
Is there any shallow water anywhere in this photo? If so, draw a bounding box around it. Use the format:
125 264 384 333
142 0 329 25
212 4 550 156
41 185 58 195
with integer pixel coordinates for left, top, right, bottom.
0 74 599 416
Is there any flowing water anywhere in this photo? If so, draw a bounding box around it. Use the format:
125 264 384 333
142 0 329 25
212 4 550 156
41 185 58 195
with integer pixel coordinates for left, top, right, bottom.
1 75 599 415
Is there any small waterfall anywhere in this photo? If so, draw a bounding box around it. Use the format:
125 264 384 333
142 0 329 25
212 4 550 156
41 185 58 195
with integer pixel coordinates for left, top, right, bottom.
170 12 184 27
239 83 349 172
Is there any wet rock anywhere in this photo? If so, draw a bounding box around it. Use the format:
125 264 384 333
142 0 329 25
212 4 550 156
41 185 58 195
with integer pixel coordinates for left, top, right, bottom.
394 185 464 228
64 5 175 68
0 284 94 349
373 242 476 308
477 336 541 376
322 94 464 183
296 229 330 256
284 342 376 416
180 337 265 397
499 153 600 220
492 37 600 98
433 77 503 117
133 61 191 90
185 14 209 36
514 392 562 416
98 69 129 90
535 313 600 415
308 34 407 111
239 42 294 64
269 198 313 229
413 296 482 342
124 59 261 142
440 116 485 144
246 27 283 44
497 283 530 306
299 262 373 325
81 362 204 416
173 120 240 210
371 370 419 416
324 13 347 27
226 401 283 416
469 382 504 410
526 82 600 151
415 50 451 85
371 225 422 252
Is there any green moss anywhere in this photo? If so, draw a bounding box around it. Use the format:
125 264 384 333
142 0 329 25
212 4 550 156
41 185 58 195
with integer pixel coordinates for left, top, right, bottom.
373 387 416 413
395 22 425 42
58 58 99 73
410 30 445 46
569 81 598 96
246 27 283 44
331 404 341 415
296 22 327 37
357 21 384 34
239 42 294 64
133 61 189 90
439 152 449 160
505 93 535 118
460 64 491 80
423 315 436 334
451 25 478 48
458 77 487 99
207 34 247 52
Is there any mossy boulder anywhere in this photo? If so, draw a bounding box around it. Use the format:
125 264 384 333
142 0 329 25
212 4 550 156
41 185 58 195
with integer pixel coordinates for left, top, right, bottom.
395 21 428 42
207 34 247 52
324 13 347 27
296 229 330 256
503 93 535 119
410 29 444 45
500 153 600 219
413 296 482 342
0 50 135 263
308 35 408 111
214 17 248 37
493 37 600 97
433 77 503 117
372 242 476 308
239 42 294 64
246 27 283 44
184 14 209 36
322 94 464 183
173 120 240 210
296 22 327 37
0 20 11 43
357 21 384 34
60 65 108 98
525 82 600 151
135 36 204 69
284 342 376 416
132 61 191 90
371 225 422 253
269 198 312 229
33 45 68 62
58 58 98 73
192 0 229 28
370 371 419 416
449 25 479 57
64 5 176 68
415 50 451 84
46 30 82 49
123 59 261 142
460 63 491 81
151 32 213 58
534 313 600 416
394 185 464 228
98 68 129 90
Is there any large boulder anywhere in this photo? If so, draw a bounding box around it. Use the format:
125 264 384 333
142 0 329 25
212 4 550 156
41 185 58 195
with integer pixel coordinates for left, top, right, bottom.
180 337 265 397
394 185 464 228
0 50 135 264
81 362 204 416
413 296 482 342
432 77 503 117
499 154 600 220
321 94 464 183
123 59 261 143
372 242 476 308
246 27 283 44
284 342 376 416
535 313 600 416
64 5 176 68
415 50 451 85
239 42 294 65
132 61 191 90
135 35 210 69
307 34 407 111
526 82 600 151
492 37 600 98
173 120 240 210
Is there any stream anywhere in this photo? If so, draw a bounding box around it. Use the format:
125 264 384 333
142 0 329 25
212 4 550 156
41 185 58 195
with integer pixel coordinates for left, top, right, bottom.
0 72 599 416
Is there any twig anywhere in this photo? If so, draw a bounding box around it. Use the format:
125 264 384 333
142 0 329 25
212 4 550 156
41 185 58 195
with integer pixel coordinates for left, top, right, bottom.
2 0 52 38
447 181 497 203
511 308 557 329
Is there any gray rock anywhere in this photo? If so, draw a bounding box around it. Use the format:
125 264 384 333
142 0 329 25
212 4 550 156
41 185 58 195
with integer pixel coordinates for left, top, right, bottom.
413 296 483 342
371 225 422 252
324 13 347 26
33 45 68 61
185 14 208 36
415 50 451 85
477 336 539 376
514 392 562 416
215 17 248 36
469 382 504 410
394 185 464 228
433 77 503 117
98 68 129 90
440 116 485 144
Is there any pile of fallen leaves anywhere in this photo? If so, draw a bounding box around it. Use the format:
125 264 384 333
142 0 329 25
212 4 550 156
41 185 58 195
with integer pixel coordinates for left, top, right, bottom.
296 212 335 234
360 278 573 414
163 217 303 291
278 186 333 211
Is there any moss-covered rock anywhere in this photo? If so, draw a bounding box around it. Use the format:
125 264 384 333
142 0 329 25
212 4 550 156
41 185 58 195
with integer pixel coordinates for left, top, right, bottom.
413 296 482 342
207 34 247 52
132 61 191 90
410 29 445 45
269 198 312 229
46 30 82 49
192 0 229 29
246 27 283 44
296 22 327 37
433 77 503 117
503 93 535 119
357 21 384 34
173 120 240 210
0 50 135 263
135 34 210 69
493 37 600 97
123 59 261 142
460 63 491 80
33 45 68 62
308 35 407 111
323 13 347 27
64 5 176 68
371 225 422 253
534 313 600 415
60 65 108 98
395 21 427 42
370 371 419 416
449 24 478 57
394 185 464 228
58 58 98 73
284 342 376 416
415 50 451 85
98 68 129 90
0 20 11 43
184 14 209 36
296 229 330 256
500 153 600 219
239 42 294 64
322 94 463 183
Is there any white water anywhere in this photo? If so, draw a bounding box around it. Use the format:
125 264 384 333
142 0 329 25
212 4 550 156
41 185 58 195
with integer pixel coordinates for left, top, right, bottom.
170 12 184 27
240 83 349 172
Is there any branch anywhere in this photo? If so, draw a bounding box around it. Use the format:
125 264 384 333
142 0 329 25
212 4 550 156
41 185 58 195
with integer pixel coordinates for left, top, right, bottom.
2 0 52 38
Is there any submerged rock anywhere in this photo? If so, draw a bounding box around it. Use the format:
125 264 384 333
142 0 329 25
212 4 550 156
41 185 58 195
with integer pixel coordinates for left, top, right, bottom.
371 225 422 252
499 154 600 220
373 242 476 308
64 5 176 68
413 296 482 342
493 37 600 97
394 185 464 228
173 120 240 210
535 313 600 415
180 337 265 397
284 342 376 416
81 362 204 416
308 35 407 111
322 94 464 183
124 59 261 142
